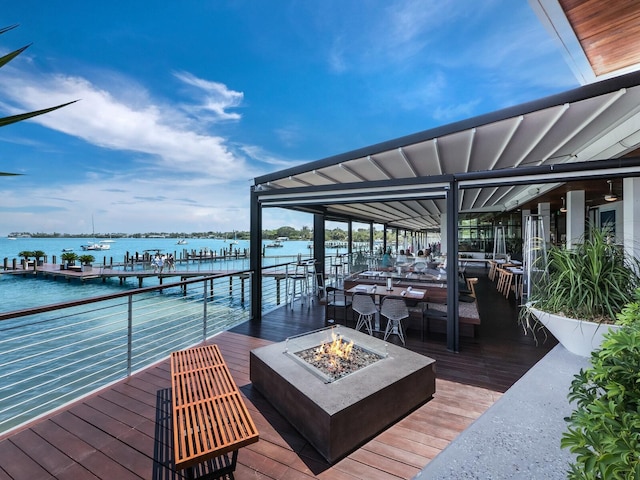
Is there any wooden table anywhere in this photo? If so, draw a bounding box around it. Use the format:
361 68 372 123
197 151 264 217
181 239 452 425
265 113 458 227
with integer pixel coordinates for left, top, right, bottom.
346 284 427 301
170 344 259 478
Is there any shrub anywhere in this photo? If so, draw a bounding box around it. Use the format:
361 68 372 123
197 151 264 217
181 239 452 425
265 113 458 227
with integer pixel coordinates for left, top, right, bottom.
561 288 640 479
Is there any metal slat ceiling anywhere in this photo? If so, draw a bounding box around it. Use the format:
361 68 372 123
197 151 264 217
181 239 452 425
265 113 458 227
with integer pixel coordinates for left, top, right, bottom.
255 71 640 231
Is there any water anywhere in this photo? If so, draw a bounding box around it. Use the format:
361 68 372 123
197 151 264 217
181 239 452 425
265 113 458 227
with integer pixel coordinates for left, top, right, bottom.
0 235 341 432
0 236 333 313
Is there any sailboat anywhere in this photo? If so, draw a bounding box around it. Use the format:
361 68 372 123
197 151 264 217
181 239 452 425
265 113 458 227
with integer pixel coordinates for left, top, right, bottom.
229 230 239 245
81 216 111 250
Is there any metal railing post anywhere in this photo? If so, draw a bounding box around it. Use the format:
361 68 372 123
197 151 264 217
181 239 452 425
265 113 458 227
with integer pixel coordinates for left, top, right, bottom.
203 278 208 341
127 294 133 377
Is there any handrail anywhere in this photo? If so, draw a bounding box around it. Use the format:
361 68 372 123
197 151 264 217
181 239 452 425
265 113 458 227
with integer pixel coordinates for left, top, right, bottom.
0 271 240 322
0 270 253 435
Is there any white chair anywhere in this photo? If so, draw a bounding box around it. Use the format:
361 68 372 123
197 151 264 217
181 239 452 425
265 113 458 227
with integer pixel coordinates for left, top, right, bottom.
413 261 426 273
352 293 377 335
381 296 409 345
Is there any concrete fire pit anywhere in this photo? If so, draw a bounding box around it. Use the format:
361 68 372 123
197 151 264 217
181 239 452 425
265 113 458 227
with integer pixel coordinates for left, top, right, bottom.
250 326 436 463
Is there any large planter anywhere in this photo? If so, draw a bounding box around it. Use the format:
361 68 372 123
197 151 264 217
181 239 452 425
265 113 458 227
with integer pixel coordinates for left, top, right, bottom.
529 306 621 357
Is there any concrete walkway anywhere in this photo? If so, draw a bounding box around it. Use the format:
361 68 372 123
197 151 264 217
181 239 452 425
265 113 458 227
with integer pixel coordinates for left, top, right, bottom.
416 345 590 479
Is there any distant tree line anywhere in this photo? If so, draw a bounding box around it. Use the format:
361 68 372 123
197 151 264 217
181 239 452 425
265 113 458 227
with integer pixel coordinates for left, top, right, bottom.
15 226 389 242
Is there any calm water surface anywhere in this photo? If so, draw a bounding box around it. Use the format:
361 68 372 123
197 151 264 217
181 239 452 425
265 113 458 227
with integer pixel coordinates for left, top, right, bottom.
0 237 337 312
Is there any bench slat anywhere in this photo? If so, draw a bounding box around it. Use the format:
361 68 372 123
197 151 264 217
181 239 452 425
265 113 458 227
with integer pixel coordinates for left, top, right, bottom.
171 345 259 471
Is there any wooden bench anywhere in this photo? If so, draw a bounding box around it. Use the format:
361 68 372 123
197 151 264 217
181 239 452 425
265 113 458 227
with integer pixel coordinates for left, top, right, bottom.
423 300 481 337
170 344 259 479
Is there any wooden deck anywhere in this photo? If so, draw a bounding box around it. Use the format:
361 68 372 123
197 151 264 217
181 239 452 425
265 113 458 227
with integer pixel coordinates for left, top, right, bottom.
0 273 556 479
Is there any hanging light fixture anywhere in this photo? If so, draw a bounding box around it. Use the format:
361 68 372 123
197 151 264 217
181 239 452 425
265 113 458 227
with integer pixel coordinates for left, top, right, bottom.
604 180 618 202
560 197 567 213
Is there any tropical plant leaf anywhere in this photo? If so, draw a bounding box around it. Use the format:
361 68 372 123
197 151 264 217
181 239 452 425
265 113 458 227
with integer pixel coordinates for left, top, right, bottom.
0 44 30 69
0 100 79 128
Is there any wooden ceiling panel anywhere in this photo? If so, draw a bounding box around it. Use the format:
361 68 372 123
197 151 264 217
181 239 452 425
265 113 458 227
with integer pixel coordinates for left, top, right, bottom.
559 0 640 76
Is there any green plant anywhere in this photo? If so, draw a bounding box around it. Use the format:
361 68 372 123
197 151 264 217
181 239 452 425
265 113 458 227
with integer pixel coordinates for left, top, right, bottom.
18 250 33 261
561 288 640 479
32 250 45 262
1 24 77 176
61 252 78 264
78 254 95 265
525 227 640 325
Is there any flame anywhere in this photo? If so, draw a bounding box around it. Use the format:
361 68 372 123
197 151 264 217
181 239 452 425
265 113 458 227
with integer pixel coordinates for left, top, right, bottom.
314 332 354 361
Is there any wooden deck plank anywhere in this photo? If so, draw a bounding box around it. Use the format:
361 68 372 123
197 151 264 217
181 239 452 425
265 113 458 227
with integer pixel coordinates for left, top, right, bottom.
0 273 556 479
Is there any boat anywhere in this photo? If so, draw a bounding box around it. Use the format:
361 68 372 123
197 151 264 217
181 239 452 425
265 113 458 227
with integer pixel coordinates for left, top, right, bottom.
176 238 188 245
81 241 110 251
265 239 284 248
81 216 111 250
62 248 74 252
228 230 239 245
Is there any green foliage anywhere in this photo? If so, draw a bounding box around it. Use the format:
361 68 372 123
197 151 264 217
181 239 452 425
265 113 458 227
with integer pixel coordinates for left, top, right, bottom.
1 24 78 176
32 250 45 260
61 252 78 263
530 228 640 324
561 290 640 479
78 254 95 265
18 250 33 260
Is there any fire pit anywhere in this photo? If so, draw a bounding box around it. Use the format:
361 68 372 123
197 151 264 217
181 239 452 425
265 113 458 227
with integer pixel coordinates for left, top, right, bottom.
287 329 386 382
250 326 436 463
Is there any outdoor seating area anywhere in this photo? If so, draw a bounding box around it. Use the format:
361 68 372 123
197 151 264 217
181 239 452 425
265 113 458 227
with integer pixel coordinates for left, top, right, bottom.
0 271 556 479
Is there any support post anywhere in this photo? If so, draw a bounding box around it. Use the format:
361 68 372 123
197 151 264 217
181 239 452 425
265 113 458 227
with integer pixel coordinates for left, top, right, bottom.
446 179 460 353
250 187 263 320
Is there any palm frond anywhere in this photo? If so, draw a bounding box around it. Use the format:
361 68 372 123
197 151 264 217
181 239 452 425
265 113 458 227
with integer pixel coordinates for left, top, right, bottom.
0 100 79 128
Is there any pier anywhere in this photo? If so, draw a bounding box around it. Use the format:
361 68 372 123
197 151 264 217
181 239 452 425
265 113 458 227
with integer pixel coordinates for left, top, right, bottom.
0 262 249 288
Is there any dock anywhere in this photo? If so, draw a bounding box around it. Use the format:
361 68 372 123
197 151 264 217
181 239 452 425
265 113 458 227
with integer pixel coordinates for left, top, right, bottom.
0 263 249 288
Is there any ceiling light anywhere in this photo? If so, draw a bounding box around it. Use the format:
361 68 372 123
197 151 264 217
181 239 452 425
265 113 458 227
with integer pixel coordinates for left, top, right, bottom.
604 180 618 202
560 197 567 213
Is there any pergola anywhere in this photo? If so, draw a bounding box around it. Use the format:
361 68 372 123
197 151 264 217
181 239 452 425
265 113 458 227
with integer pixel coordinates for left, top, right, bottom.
250 68 640 352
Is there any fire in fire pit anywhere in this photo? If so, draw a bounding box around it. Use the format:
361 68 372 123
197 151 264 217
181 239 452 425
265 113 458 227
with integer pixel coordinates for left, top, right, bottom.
287 327 386 383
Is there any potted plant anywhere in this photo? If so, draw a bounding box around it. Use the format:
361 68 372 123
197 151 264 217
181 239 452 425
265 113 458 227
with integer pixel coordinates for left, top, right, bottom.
520 227 640 356
32 250 46 266
18 250 34 269
60 252 78 269
78 254 95 272
561 288 640 478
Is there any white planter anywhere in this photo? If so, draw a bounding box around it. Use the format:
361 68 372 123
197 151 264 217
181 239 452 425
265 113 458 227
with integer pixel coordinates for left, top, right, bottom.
529 307 620 357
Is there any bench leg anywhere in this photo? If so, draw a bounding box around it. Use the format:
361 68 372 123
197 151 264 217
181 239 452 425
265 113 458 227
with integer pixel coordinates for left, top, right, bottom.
185 449 239 480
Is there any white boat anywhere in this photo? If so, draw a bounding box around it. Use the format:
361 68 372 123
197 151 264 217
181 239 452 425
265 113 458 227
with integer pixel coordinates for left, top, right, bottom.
176 238 188 245
81 241 111 251
81 216 111 250
265 239 284 248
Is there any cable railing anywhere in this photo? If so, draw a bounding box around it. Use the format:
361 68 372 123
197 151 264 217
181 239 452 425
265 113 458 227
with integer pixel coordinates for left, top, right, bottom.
0 254 356 435
0 271 252 435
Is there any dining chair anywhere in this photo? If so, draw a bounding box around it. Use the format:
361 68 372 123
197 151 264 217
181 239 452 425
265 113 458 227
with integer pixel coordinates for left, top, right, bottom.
325 286 352 325
352 292 377 335
381 296 409 345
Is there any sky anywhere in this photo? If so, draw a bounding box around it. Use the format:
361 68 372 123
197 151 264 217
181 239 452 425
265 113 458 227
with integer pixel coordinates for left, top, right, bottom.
0 0 578 236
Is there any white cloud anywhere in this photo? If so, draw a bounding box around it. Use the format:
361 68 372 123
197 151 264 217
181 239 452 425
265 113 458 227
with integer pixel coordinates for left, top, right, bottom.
0 69 249 182
173 71 244 122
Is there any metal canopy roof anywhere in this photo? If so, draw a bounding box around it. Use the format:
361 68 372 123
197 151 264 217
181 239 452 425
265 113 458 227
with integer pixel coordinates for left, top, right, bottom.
254 69 640 231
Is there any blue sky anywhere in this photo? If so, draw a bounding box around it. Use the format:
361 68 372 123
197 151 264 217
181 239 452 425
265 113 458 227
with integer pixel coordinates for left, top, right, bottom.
0 0 577 236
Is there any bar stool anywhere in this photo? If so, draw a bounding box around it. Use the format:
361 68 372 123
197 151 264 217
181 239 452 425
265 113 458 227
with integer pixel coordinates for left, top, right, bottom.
288 262 310 308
